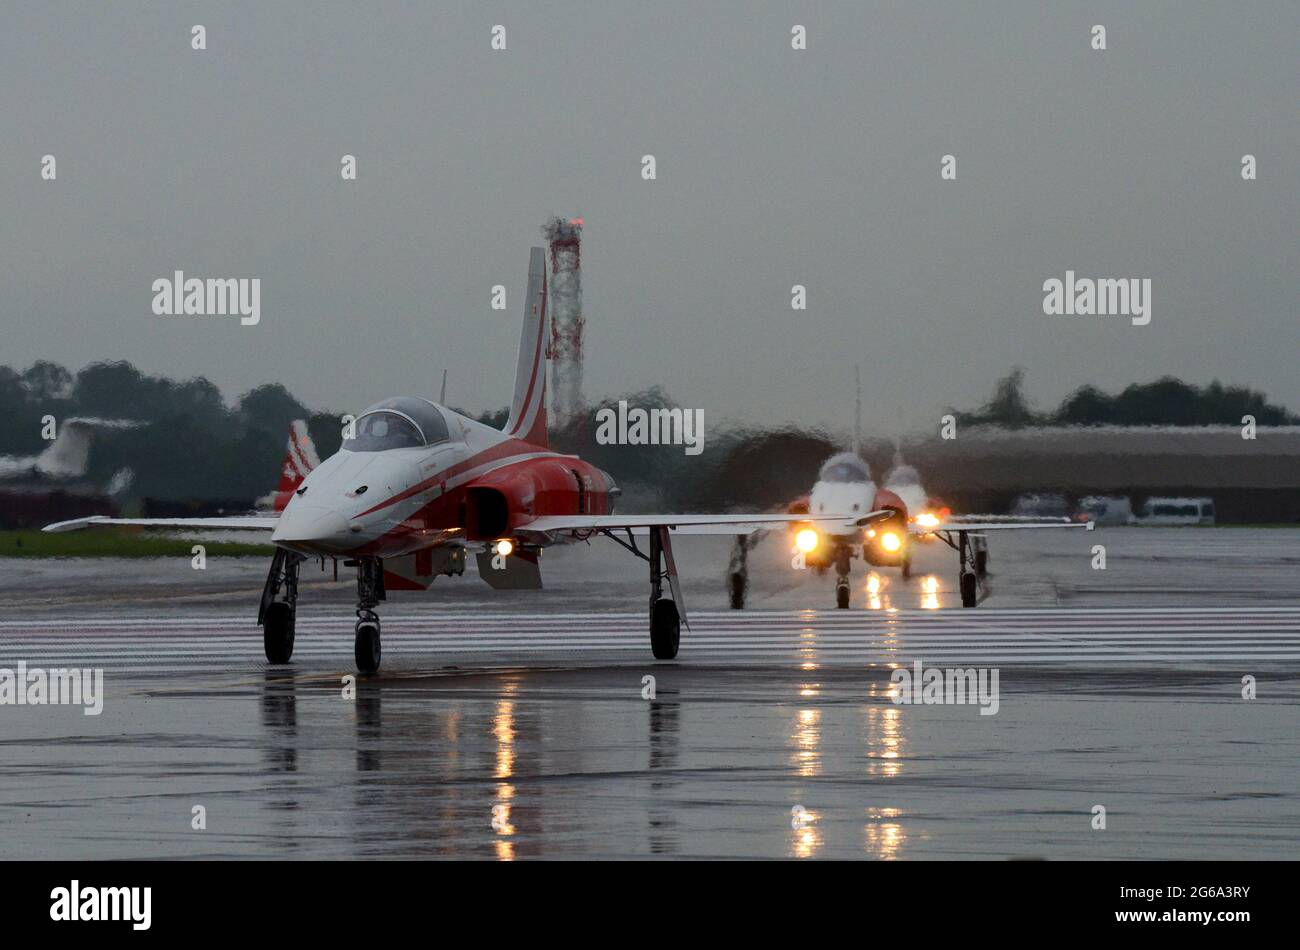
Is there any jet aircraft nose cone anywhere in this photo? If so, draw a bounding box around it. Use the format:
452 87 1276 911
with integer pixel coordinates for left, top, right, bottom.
271 504 348 548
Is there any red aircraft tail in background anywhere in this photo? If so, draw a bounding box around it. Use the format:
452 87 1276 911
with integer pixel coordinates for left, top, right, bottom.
259 420 320 512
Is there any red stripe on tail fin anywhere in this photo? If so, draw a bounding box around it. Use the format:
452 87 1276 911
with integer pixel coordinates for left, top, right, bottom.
272 420 319 511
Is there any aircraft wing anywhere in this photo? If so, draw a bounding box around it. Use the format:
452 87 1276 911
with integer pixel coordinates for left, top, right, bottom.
913 520 1094 534
521 511 891 536
43 515 278 533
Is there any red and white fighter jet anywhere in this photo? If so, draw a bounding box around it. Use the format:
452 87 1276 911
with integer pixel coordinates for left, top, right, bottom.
46 246 866 672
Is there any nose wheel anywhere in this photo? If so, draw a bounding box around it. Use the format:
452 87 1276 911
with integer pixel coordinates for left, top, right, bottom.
352 557 385 673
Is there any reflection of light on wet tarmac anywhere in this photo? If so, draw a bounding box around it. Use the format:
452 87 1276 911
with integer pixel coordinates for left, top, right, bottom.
865 807 906 859
865 572 888 610
791 707 821 777
790 809 821 858
865 705 905 777
921 574 940 610
493 699 515 779
493 695 517 860
799 682 821 698
494 784 516 860
799 625 817 664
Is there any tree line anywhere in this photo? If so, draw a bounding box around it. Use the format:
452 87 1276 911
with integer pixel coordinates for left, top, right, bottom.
0 360 1293 507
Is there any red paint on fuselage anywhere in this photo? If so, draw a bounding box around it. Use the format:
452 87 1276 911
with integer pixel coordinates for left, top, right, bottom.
346 452 615 559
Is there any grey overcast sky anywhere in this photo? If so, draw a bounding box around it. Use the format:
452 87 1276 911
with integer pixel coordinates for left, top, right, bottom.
3 1 1297 437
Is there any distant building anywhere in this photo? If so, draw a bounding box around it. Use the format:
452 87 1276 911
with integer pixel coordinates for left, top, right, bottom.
878 426 1300 523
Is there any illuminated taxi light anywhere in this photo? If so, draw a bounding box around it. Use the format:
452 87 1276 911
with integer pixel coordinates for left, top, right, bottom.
915 512 940 529
494 539 514 557
880 531 902 552
795 529 819 553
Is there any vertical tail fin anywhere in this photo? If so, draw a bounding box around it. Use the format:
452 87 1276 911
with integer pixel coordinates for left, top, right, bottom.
504 246 549 447
852 364 862 458
271 420 319 511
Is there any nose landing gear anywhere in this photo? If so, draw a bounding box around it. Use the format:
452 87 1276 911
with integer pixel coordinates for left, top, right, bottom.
353 557 385 673
834 544 852 609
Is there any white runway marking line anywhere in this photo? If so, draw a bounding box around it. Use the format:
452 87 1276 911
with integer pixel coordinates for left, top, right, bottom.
3 607 1300 666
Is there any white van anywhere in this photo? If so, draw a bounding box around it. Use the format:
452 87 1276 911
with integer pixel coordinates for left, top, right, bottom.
1134 497 1216 526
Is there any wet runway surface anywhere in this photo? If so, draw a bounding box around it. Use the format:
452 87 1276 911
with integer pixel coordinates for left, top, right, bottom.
2 528 1298 859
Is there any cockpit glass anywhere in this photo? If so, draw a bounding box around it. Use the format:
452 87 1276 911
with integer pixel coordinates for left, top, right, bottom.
889 466 919 485
819 455 871 483
343 411 424 452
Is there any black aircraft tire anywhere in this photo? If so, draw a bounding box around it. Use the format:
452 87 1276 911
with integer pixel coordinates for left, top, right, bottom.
901 556 912 580
263 602 295 664
355 621 382 673
960 572 978 608
836 583 850 609
729 572 746 610
650 599 681 659
975 549 988 577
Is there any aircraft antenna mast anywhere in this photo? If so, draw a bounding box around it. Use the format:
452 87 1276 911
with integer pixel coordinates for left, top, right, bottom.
543 216 585 423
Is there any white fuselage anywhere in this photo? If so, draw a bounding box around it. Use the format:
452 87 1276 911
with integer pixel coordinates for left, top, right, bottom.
807 478 877 539
271 405 551 558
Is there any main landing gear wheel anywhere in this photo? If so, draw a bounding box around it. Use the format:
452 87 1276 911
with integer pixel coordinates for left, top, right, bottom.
835 581 850 609
263 601 295 663
960 571 978 608
975 546 989 577
729 571 746 610
355 618 382 673
650 598 681 659
901 554 913 580
259 549 300 663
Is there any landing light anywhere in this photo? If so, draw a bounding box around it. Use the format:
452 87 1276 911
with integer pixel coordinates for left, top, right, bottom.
494 539 514 557
880 531 902 552
795 529 819 553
